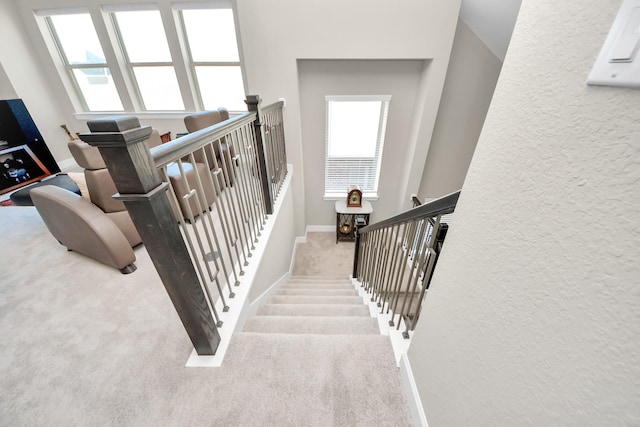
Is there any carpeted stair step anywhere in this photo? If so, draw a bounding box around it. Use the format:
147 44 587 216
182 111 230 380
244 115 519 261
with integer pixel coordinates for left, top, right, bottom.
282 281 354 290
276 288 359 296
268 295 364 305
256 303 371 317
242 315 379 335
223 332 411 426
287 275 351 283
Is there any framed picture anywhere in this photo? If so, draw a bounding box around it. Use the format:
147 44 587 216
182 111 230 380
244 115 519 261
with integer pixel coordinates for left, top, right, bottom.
0 144 52 195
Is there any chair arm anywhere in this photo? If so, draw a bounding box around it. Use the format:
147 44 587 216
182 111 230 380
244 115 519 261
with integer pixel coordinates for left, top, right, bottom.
30 185 137 273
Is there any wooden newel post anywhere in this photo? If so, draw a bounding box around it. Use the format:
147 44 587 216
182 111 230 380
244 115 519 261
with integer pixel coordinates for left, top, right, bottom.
246 95 274 214
80 116 220 356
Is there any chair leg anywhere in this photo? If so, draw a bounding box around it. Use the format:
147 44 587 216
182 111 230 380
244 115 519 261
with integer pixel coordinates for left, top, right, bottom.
120 263 137 274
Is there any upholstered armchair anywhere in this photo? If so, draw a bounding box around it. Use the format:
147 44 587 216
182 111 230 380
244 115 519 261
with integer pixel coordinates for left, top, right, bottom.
183 107 235 186
32 139 142 273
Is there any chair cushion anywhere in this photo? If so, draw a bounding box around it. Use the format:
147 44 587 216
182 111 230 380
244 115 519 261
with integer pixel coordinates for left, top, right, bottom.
67 140 106 170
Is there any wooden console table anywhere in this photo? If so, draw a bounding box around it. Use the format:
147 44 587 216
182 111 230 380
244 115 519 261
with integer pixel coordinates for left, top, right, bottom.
335 200 373 243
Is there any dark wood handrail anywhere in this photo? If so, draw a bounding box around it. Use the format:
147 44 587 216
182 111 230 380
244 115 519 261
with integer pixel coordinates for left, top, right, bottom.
359 190 461 234
150 111 256 167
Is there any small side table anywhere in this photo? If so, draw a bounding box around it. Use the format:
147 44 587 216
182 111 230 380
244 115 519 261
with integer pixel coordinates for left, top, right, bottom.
335 200 373 243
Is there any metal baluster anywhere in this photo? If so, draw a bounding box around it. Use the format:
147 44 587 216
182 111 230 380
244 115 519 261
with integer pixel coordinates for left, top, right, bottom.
380 224 401 313
390 221 415 327
396 217 429 332
229 128 257 252
159 163 223 325
200 142 243 285
238 124 262 241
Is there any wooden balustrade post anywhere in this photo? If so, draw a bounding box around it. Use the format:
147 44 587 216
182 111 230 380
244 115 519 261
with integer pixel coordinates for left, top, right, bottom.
80 116 220 356
246 95 274 214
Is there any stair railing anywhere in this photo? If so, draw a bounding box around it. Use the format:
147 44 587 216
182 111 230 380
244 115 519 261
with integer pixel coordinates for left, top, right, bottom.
80 95 287 356
353 190 460 338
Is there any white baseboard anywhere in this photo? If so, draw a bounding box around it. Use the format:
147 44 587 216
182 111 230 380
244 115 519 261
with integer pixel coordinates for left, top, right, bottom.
290 236 306 274
400 354 429 427
235 272 289 334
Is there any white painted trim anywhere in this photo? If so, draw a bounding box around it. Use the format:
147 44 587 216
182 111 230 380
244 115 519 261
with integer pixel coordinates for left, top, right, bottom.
306 225 334 233
350 277 411 366
289 236 307 274
234 272 289 334
400 354 429 427
34 7 88 16
325 94 392 102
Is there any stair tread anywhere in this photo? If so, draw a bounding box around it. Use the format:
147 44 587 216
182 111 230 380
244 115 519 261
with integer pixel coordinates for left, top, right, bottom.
242 316 379 335
268 295 364 305
281 283 355 290
256 303 371 317
288 275 351 282
277 288 359 296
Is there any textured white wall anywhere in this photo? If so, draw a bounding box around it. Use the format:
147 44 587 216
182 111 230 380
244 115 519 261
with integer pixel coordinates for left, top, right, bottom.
409 0 640 425
419 19 503 200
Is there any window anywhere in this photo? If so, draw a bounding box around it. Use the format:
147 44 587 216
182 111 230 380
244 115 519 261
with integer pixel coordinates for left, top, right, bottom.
325 95 391 198
38 4 246 114
180 7 245 111
112 9 184 111
46 12 123 112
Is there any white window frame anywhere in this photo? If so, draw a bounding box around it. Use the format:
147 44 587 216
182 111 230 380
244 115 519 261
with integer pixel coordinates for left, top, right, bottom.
177 2 246 111
40 8 125 112
324 95 391 200
108 6 185 111
34 2 247 117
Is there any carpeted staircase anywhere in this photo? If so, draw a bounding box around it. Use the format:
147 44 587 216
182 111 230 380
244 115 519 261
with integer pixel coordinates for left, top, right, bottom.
221 275 412 426
243 276 379 335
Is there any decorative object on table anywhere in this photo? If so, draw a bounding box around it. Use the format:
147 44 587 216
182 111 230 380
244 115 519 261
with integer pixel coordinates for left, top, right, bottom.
339 221 353 235
60 124 79 141
335 199 373 243
347 185 362 207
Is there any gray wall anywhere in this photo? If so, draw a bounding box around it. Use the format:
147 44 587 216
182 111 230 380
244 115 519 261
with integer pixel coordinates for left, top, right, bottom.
419 19 503 200
409 0 640 424
298 59 425 225
248 173 296 302
235 0 461 234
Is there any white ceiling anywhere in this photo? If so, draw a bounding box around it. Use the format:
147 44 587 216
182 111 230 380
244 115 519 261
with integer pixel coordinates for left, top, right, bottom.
460 0 523 61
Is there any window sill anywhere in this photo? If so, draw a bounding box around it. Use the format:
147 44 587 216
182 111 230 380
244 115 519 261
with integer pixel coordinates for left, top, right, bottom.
73 110 246 121
324 193 378 201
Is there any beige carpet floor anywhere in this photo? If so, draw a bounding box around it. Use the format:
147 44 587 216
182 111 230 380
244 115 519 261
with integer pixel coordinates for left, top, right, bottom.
0 207 411 426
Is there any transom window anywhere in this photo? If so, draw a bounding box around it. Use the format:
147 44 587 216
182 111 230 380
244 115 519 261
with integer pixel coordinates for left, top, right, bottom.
325 95 391 198
38 2 246 114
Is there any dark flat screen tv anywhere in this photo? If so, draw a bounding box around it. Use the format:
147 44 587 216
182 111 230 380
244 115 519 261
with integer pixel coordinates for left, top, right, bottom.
0 99 60 195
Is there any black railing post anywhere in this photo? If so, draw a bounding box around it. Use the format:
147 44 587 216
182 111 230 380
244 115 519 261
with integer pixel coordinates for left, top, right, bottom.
80 116 220 356
353 229 361 279
246 95 274 214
